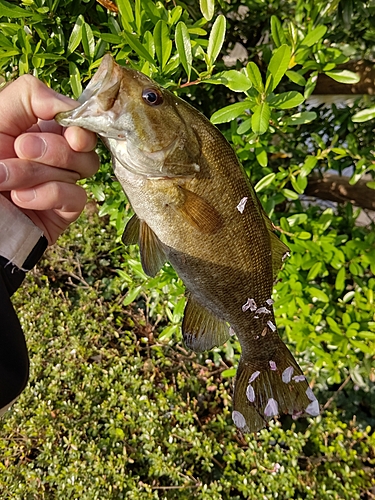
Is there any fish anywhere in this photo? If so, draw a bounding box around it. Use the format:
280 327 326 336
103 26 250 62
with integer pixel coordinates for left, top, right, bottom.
55 54 320 433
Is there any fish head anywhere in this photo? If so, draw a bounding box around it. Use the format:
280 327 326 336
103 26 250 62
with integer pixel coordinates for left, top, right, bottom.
56 54 201 178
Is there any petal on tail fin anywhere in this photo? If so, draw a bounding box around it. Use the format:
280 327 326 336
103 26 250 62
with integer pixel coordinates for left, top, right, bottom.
232 341 319 433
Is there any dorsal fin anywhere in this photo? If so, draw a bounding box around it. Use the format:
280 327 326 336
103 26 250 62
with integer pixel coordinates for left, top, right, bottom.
253 191 290 279
182 294 230 352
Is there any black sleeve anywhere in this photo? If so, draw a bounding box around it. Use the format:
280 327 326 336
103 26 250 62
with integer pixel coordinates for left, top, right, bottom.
0 236 48 412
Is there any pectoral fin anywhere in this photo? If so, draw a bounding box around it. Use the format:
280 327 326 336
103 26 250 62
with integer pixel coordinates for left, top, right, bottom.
172 186 222 234
122 214 167 277
182 294 230 352
122 214 140 245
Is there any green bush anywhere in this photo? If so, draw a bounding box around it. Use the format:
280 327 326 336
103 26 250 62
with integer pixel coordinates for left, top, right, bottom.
0 209 374 499
0 0 374 497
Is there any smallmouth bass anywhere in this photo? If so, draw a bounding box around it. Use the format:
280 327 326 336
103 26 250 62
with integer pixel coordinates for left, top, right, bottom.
56 55 319 433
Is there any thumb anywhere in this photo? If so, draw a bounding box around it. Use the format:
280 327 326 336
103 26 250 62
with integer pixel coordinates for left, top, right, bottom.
0 75 79 137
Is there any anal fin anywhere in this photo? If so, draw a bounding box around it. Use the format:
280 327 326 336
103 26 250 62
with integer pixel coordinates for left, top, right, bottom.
182 294 230 352
232 339 319 433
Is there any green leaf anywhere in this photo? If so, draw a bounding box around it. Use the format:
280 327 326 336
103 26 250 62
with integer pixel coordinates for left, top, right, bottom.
200 0 215 21
205 70 252 92
207 14 226 66
251 102 270 135
255 143 268 167
154 20 172 69
123 32 156 66
221 367 236 378
352 106 375 123
254 173 276 192
285 70 306 86
300 25 327 48
82 22 95 60
69 61 82 99
270 15 286 47
285 111 317 126
308 287 329 303
117 0 134 31
349 338 373 354
300 155 318 177
325 69 360 84
366 181 375 189
0 0 33 17
282 188 299 200
268 91 304 109
266 44 291 92
304 71 318 99
335 267 346 292
246 62 263 93
123 286 142 306
307 261 322 280
210 101 249 124
67 15 84 57
175 22 192 80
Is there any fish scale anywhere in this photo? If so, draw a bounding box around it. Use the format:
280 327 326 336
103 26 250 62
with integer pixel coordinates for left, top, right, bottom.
56 54 320 433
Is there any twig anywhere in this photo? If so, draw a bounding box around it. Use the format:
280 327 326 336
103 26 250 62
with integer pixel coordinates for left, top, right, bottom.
323 374 351 411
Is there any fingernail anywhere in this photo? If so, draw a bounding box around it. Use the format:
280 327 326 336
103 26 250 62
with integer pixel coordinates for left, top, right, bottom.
0 162 9 183
18 135 47 159
14 189 36 203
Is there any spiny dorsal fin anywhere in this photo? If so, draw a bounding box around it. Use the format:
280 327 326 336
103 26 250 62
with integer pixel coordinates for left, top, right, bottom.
171 185 222 234
122 214 140 245
182 294 230 352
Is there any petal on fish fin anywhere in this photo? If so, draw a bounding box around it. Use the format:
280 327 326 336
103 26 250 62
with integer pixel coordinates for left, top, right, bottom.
139 220 167 277
232 340 319 433
182 294 230 352
172 186 222 234
122 214 140 245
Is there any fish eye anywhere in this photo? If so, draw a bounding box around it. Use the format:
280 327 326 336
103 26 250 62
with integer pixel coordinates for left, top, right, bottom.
142 88 163 106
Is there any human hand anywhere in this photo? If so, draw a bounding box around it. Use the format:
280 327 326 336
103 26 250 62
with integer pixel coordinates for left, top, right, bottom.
0 75 99 244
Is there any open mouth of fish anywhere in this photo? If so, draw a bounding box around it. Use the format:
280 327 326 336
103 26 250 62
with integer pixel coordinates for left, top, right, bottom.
55 54 126 139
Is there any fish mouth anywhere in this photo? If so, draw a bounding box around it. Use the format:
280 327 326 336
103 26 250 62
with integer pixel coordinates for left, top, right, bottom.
55 54 125 137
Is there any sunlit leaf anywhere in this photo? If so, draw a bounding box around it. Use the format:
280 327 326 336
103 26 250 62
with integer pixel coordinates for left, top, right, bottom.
154 20 172 69
207 14 226 66
246 62 263 93
268 91 304 109
200 0 215 21
352 106 375 122
300 25 327 48
254 172 276 192
175 22 192 80
325 69 360 84
210 101 249 124
266 44 291 92
251 102 270 134
270 15 286 47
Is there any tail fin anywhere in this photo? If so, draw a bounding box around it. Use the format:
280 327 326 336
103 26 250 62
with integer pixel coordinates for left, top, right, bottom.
232 341 319 433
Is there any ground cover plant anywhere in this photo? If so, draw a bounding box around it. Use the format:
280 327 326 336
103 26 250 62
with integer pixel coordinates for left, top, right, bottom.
0 0 374 498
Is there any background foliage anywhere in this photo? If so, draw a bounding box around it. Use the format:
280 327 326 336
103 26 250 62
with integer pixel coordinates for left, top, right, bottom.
0 0 374 497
